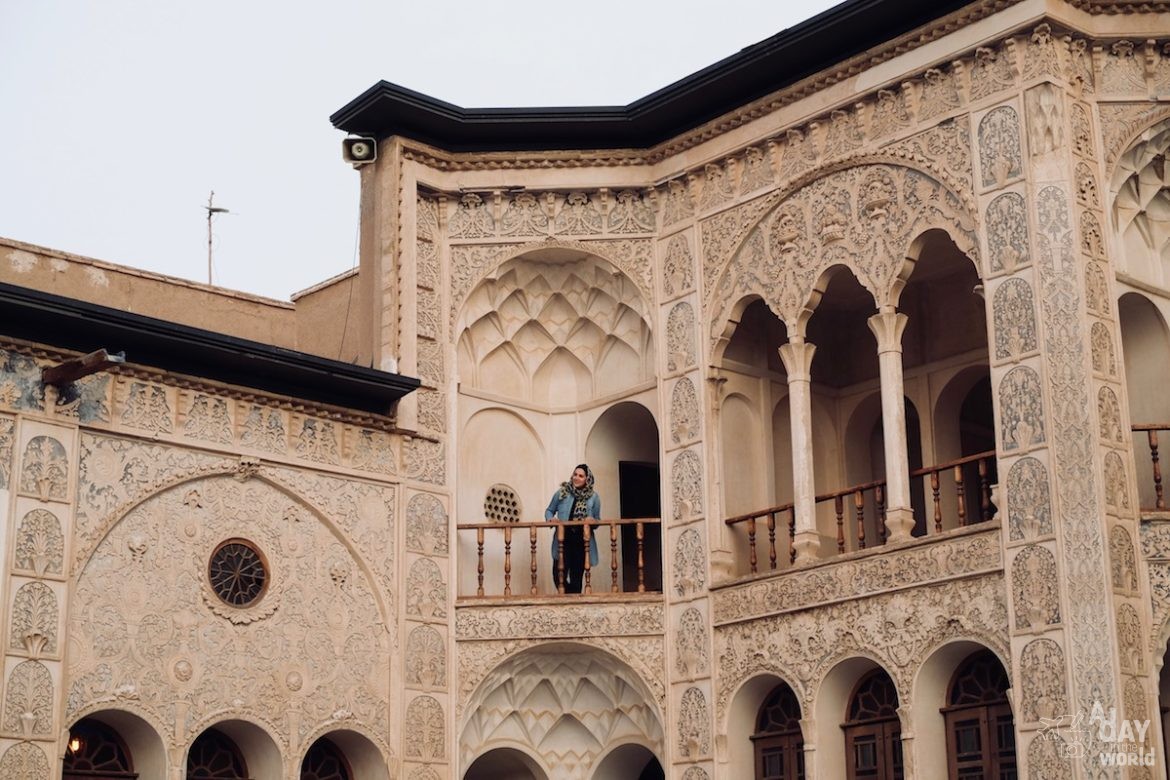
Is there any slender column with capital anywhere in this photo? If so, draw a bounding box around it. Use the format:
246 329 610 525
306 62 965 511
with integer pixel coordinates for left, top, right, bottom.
778 337 821 563
867 306 914 541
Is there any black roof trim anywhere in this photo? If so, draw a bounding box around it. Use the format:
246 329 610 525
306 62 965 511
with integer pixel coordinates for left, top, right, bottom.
0 282 419 415
331 0 976 152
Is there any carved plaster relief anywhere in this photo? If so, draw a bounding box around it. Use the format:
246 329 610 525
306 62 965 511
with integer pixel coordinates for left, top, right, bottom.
404 695 445 760
19 436 67 502
14 510 64 577
985 192 1030 273
0 417 12 489
676 606 709 679
992 278 1038 361
1011 545 1062 630
406 493 449 556
978 106 1024 188
0 742 48 779
1006 458 1054 542
677 686 711 758
406 558 448 620
1110 525 1138 593
671 450 704 523
663 234 696 299
671 378 700 445
998 367 1045 451
667 303 697 373
1019 638 1068 723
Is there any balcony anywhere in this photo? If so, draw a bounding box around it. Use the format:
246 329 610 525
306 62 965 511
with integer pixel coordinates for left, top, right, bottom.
723 450 997 578
456 517 662 600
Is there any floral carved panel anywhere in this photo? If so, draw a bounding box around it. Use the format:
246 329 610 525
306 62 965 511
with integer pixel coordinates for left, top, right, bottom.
1006 458 1054 542
979 106 1024 188
1011 545 1061 630
1110 525 1138 593
667 302 697 373
0 416 13 489
3 660 53 737
405 625 446 690
676 606 709 678
19 436 68 502
14 509 64 578
992 278 1038 361
404 695 445 760
0 742 48 780
674 529 706 598
998 367 1045 451
406 493 449 556
678 686 711 759
10 582 58 657
663 234 696 300
406 558 448 620
1018 638 1068 723
985 192 1030 273
671 450 704 523
671 378 700 446
1098 387 1124 444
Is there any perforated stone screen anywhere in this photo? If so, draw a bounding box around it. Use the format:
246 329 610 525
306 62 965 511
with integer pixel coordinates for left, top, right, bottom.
484 484 522 523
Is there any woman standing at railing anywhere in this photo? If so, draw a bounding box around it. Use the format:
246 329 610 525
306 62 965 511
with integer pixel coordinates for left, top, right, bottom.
545 464 601 594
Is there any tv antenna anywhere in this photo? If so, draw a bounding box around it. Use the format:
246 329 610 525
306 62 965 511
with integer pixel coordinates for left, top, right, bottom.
204 190 231 285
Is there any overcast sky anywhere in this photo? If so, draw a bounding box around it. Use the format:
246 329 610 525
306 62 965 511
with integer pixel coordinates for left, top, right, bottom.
1 1 839 300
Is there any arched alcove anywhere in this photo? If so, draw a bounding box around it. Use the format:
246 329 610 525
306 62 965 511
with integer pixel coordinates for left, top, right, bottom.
65 711 166 780
1119 292 1170 509
812 656 894 779
187 720 281 780
460 643 664 779
1112 119 1170 286
725 674 805 780
591 742 664 780
464 746 548 780
458 406 545 595
301 728 390 780
584 401 661 591
911 640 1013 777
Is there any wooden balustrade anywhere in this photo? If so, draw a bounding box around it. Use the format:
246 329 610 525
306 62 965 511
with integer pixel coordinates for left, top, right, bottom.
457 518 662 598
725 450 996 575
1135 424 1169 511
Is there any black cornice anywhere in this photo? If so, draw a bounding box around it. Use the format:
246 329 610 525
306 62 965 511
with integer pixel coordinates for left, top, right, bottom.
0 282 419 415
331 0 978 152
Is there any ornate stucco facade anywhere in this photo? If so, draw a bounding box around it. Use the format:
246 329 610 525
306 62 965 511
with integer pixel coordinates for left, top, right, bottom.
8 0 1170 777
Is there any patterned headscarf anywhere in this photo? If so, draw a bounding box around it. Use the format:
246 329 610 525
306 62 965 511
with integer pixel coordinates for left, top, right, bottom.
559 463 595 519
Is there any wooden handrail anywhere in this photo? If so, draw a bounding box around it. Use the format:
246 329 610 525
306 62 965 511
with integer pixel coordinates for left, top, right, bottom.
459 517 662 598
724 450 998 574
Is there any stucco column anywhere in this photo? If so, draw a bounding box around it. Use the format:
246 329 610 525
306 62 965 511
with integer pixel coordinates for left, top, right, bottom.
778 337 821 563
867 306 915 541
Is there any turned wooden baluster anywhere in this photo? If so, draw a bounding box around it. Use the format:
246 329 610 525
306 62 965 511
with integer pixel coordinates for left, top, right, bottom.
583 522 593 595
767 512 777 571
529 525 538 595
876 485 886 544
747 517 758 574
787 507 796 565
954 465 967 527
835 495 845 554
503 524 513 596
855 490 866 550
931 471 942 534
476 527 485 597
636 522 646 593
979 457 992 522
1151 430 1166 510
610 521 619 592
556 524 566 594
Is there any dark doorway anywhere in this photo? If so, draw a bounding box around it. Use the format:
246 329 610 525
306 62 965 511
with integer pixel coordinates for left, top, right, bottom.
619 461 662 592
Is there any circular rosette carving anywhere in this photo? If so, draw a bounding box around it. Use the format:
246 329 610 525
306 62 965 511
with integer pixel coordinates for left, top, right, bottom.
200 538 281 625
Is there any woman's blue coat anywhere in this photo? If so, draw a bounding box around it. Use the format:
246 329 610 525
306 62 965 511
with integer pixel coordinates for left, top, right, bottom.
545 490 601 566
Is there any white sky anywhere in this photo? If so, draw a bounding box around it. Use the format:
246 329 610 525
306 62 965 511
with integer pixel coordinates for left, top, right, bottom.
0 1 839 301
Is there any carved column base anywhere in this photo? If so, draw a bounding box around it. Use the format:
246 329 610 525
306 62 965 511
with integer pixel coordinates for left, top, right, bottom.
792 530 822 564
884 506 916 542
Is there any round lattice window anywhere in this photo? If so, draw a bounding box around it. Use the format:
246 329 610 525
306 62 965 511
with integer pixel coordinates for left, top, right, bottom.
484 484 522 523
208 539 268 607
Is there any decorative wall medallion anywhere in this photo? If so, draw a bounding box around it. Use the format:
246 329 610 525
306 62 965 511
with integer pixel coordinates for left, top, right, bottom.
202 538 279 624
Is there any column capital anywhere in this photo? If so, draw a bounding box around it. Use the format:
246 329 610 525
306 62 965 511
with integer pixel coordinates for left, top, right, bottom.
867 308 909 355
778 339 817 382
